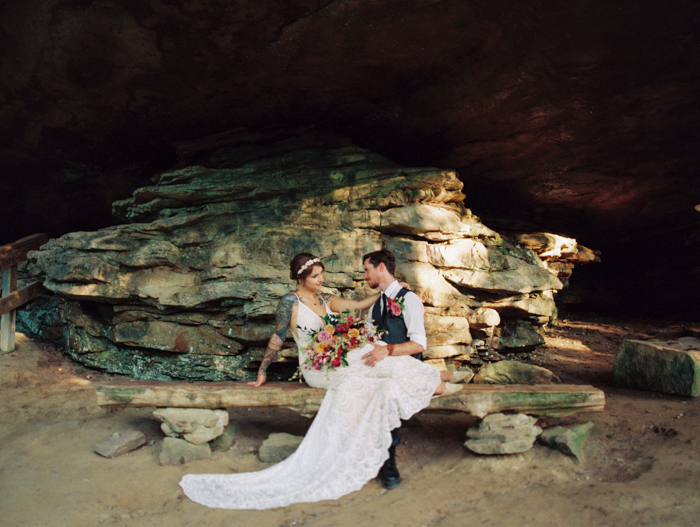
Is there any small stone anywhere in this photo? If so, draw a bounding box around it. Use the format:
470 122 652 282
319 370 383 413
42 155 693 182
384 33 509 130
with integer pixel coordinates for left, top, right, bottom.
539 422 601 462
259 432 303 463
496 320 545 352
613 339 700 396
159 437 211 465
153 408 228 444
210 422 241 452
449 366 475 384
473 360 560 385
464 413 542 455
94 430 146 458
479 412 538 430
467 308 501 329
465 436 538 455
426 345 474 360
481 350 505 362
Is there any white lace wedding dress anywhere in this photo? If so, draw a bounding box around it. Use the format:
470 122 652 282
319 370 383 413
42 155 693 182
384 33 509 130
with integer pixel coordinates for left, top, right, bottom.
179 298 441 509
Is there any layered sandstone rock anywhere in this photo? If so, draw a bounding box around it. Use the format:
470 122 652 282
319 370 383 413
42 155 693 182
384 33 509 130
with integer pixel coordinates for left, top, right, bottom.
30 138 571 381
516 233 601 289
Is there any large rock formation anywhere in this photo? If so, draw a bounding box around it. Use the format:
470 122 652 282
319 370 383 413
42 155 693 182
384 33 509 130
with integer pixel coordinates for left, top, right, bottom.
29 134 575 381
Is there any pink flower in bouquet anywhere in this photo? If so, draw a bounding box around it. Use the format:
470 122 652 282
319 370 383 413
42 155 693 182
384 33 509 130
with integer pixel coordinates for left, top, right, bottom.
317 330 332 342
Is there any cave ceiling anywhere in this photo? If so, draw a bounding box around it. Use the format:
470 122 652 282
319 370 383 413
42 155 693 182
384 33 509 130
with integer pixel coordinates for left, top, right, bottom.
1 0 699 313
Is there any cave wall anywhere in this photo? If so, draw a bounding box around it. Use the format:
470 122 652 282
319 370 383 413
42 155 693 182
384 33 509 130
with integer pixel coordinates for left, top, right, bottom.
1 0 699 316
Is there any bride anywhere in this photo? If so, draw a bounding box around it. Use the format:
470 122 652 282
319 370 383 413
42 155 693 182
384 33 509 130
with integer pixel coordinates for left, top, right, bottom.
180 253 462 509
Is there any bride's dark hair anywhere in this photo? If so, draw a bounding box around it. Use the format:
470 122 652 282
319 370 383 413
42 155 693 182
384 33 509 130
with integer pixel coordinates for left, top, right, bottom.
290 253 325 281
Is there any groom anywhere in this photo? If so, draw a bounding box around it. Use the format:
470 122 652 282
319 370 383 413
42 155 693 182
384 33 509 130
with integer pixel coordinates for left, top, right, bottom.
361 249 427 490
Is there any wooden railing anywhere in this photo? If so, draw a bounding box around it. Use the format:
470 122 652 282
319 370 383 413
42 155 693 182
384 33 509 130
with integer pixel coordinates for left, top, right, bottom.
0 233 48 352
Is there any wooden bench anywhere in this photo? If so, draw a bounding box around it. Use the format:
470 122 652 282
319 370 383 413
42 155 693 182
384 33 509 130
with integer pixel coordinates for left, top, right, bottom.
1 234 48 352
96 380 605 418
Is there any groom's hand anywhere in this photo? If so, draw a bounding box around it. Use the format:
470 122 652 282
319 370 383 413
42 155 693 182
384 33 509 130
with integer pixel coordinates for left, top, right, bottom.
362 344 390 367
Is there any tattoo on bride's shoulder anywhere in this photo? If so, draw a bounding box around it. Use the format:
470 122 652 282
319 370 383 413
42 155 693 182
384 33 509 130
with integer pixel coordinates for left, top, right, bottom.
277 294 296 316
273 294 296 336
320 293 333 303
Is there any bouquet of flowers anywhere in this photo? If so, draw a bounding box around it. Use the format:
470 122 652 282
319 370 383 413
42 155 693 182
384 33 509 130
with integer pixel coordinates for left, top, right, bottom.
295 311 382 378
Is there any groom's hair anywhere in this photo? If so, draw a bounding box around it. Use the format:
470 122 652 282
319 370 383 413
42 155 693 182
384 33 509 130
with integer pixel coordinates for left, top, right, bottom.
362 249 396 276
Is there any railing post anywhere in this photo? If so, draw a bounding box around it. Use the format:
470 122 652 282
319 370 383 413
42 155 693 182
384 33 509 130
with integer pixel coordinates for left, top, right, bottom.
0 265 18 352
0 233 48 353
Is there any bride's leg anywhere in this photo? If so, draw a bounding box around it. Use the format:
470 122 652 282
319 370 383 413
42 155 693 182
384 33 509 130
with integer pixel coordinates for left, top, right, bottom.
434 373 467 395
434 370 474 394
432 371 454 394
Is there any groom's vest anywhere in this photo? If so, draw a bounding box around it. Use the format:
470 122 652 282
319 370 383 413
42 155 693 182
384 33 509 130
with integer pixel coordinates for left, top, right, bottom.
371 287 423 360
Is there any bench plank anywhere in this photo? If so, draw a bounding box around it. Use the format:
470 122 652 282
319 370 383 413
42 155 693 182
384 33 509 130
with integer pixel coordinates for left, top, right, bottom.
96 380 605 418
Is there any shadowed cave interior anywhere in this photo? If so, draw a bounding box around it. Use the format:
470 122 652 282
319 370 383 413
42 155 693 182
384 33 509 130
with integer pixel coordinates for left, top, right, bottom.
1 0 699 319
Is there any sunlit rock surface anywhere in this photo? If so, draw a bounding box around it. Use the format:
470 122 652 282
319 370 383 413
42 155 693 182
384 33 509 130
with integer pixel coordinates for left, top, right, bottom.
30 136 576 381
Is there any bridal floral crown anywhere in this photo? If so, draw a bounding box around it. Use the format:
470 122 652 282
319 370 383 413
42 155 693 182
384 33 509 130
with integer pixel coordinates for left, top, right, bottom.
297 258 321 275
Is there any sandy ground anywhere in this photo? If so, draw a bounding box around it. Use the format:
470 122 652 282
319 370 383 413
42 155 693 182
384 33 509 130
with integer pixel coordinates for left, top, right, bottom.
2 314 700 527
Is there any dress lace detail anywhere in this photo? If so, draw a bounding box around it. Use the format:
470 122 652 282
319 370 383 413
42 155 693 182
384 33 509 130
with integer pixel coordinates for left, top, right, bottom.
179 296 441 509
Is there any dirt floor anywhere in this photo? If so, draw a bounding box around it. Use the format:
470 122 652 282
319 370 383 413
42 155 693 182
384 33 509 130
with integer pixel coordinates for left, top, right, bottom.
2 314 700 527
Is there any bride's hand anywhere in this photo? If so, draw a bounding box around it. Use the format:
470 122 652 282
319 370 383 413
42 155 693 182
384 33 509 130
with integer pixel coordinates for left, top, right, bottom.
248 370 267 387
398 281 412 291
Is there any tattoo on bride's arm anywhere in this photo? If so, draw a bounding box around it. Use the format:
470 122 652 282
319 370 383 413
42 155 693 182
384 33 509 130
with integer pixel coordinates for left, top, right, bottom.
260 334 283 372
260 294 296 372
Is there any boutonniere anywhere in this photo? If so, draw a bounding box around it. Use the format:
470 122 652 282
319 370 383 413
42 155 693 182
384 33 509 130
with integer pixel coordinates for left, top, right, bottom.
386 297 405 318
